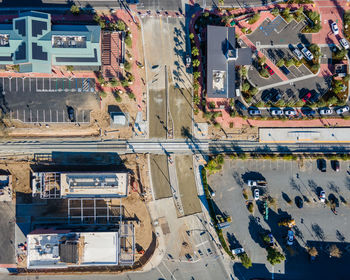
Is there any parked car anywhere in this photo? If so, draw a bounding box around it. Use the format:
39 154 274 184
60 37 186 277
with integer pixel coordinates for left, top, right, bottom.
254 189 260 200
301 92 312 103
301 47 314 61
270 92 282 103
249 108 261 116
67 106 75 122
295 196 303 208
319 108 333 115
318 159 327 172
207 248 213 255
264 64 275 75
235 100 247 111
293 49 303 60
186 55 191 68
284 109 297 116
332 160 340 172
271 108 283 116
336 105 350 115
198 250 203 256
331 22 339 35
340 38 350 49
231 248 245 255
185 253 193 261
319 190 326 202
280 65 290 75
302 108 316 117
287 230 294 246
247 180 257 187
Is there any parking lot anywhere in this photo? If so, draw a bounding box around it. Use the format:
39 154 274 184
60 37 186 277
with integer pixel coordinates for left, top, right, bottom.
0 77 98 123
247 16 311 46
209 158 350 279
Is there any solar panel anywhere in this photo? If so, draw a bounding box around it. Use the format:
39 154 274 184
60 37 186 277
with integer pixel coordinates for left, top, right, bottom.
15 42 26 60
32 42 48 61
15 19 26 37
32 20 47 37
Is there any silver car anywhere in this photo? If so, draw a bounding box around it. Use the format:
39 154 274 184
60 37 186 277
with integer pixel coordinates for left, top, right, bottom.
284 109 297 116
301 47 314 61
319 108 333 115
340 38 350 50
249 109 261 116
336 105 350 115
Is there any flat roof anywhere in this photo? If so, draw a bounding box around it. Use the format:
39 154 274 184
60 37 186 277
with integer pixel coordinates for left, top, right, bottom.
27 232 119 269
259 128 350 143
60 172 128 198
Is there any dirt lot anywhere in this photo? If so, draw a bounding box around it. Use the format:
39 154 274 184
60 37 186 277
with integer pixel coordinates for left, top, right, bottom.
149 155 172 200
175 155 201 216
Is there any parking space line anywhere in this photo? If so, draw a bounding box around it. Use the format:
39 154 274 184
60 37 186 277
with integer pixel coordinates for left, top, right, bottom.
195 240 209 247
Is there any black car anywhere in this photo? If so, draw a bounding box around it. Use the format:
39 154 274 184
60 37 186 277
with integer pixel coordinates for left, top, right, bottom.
280 66 290 75
67 106 75 122
317 159 326 172
302 107 316 117
235 100 247 111
332 160 340 172
270 92 282 103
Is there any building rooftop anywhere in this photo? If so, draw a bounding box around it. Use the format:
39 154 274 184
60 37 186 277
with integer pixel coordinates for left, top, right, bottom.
32 172 129 199
27 232 119 269
206 25 252 99
0 11 101 73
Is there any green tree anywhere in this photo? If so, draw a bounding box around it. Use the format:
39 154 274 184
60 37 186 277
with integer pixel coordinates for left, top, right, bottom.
271 8 279 17
128 91 135 100
110 78 120 87
249 87 258 95
267 247 285 265
334 49 347 60
258 56 266 66
116 20 126 31
309 44 321 58
248 13 260 24
282 8 290 18
99 91 107 98
296 6 304 16
241 27 247 34
114 93 122 102
218 0 224 6
242 82 250 92
189 33 195 40
192 59 200 68
192 47 199 56
327 96 338 105
121 78 129 87
285 59 294 67
70 5 80 15
193 81 199 91
240 253 252 269
310 64 320 73
276 59 285 67
194 71 201 79
239 66 247 78
344 74 350 82
193 94 200 105
66 65 74 72
260 68 269 78
124 60 132 71
285 13 293 23
204 12 210 17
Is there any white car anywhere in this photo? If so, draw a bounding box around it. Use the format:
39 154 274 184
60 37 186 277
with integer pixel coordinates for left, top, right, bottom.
319 191 326 203
271 108 283 116
284 109 297 116
331 22 339 35
254 189 260 200
340 38 350 50
336 105 350 115
287 230 294 246
232 248 245 255
247 180 257 187
293 49 303 60
301 47 314 61
319 108 333 115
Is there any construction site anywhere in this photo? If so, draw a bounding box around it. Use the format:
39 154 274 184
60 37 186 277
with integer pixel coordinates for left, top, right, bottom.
0 153 154 273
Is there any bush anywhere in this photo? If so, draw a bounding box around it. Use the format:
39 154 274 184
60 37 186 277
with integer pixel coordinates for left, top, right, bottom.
329 244 342 258
194 71 201 79
271 8 279 17
276 59 285 67
248 13 261 24
121 78 129 87
243 189 248 200
258 56 266 66
116 20 126 31
239 66 247 78
128 91 135 100
249 87 258 95
125 36 132 48
110 78 120 87
247 202 254 213
240 253 252 269
66 65 74 72
259 68 269 78
242 82 250 92
114 93 122 102
267 247 285 265
124 60 132 71
285 59 294 67
70 4 80 15
99 91 107 98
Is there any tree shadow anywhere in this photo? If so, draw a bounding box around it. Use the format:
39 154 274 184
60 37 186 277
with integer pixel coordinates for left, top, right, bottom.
241 172 265 183
311 223 326 241
248 215 267 248
282 192 292 204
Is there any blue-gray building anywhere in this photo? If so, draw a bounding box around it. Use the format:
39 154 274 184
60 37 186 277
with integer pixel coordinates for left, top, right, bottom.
0 11 101 73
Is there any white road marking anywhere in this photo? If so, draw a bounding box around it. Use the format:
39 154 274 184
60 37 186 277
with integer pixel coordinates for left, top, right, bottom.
195 240 209 247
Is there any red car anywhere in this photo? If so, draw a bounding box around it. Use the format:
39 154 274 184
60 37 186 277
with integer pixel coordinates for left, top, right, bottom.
302 92 312 103
264 64 275 75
